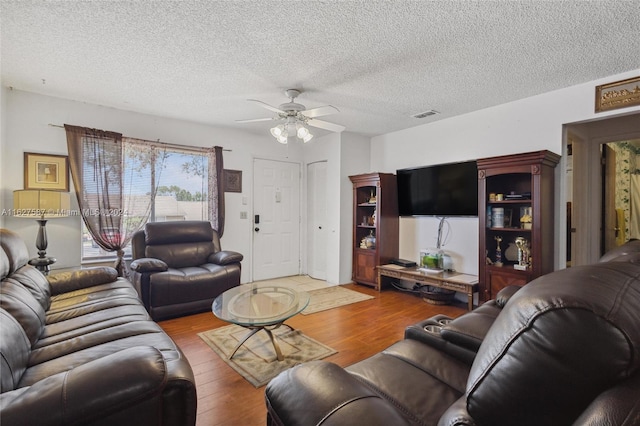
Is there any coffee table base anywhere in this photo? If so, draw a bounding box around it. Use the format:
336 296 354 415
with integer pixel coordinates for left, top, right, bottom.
229 323 293 362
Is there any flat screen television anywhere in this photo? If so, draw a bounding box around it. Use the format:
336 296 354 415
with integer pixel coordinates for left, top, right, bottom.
397 160 478 217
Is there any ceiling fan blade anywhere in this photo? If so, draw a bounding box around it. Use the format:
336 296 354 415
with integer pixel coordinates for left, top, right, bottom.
307 118 346 132
247 99 284 113
302 105 340 118
236 117 274 123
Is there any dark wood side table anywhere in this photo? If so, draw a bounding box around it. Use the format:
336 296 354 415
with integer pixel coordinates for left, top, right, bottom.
377 264 479 311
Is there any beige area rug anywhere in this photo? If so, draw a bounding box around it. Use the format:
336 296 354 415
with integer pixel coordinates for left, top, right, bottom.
302 285 374 315
198 324 336 387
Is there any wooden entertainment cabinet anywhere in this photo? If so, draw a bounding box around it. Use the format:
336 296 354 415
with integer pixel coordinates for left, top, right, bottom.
477 150 560 302
349 173 399 289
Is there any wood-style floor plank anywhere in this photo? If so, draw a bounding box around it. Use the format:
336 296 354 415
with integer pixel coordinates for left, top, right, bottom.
159 283 466 426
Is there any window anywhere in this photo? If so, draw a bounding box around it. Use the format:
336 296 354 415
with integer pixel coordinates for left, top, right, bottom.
82 145 210 260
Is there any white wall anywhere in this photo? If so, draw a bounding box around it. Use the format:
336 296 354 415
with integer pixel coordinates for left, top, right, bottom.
372 69 640 274
0 86 6 229
301 131 370 284
340 133 370 282
1 89 305 282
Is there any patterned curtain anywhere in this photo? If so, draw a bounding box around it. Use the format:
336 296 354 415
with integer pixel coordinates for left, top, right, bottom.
65 125 160 277
209 146 225 237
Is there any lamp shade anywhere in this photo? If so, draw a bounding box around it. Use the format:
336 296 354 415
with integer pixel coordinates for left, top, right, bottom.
13 190 71 218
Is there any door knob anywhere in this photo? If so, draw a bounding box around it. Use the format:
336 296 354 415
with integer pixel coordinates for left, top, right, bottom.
318 226 322 229
255 227 260 232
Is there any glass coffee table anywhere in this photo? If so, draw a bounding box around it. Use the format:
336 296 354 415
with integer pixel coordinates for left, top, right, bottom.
212 283 310 361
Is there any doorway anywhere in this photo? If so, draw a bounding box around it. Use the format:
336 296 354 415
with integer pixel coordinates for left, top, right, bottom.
252 158 301 281
566 112 640 266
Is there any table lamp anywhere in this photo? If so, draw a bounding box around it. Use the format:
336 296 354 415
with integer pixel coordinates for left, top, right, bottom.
13 189 71 274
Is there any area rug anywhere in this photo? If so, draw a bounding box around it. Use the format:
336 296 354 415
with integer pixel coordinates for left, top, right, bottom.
302 285 374 315
198 324 337 387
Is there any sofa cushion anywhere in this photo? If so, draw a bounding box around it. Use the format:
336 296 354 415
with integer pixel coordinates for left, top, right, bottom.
36 304 150 349
0 229 30 276
0 308 31 393
10 265 51 311
466 261 640 425
146 242 216 269
1 249 10 281
47 267 118 296
148 265 230 306
346 339 471 424
0 278 46 346
46 279 142 324
144 220 213 245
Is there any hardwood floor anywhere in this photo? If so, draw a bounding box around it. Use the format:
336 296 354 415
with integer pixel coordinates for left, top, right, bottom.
159 283 466 426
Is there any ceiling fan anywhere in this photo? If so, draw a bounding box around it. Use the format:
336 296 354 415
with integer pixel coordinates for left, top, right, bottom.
237 89 345 144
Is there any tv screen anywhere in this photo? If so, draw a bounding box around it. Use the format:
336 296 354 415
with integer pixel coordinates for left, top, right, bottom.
397 160 478 216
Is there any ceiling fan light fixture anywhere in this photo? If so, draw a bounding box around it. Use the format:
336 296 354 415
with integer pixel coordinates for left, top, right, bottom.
270 124 285 138
297 124 310 139
241 89 338 144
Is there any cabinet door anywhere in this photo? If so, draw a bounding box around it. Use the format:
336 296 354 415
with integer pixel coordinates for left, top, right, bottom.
486 269 529 300
354 250 377 286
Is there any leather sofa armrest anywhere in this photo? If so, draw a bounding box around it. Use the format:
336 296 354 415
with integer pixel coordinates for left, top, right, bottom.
437 396 476 426
494 285 521 308
208 250 243 265
266 360 411 426
0 346 167 426
130 257 169 273
47 266 118 295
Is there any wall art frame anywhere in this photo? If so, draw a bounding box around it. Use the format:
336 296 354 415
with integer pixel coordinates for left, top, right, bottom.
24 152 69 191
595 75 640 113
224 169 242 193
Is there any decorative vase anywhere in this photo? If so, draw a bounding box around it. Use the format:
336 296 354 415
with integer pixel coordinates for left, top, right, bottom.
363 231 376 249
505 242 519 262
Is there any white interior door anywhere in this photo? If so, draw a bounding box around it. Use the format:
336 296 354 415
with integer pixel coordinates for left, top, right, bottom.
253 159 301 281
307 161 327 280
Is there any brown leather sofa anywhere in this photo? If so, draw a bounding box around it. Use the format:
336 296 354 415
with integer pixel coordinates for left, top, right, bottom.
0 228 197 426
131 221 243 321
265 241 640 425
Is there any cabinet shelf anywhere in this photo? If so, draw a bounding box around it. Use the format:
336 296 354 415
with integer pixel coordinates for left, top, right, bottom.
350 173 399 290
488 200 531 205
478 150 560 303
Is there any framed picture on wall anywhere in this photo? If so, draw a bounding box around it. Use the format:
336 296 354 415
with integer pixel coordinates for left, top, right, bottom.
24 152 69 191
224 169 242 193
595 75 640 113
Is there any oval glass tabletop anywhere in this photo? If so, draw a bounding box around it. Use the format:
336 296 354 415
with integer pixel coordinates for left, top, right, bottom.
212 283 310 326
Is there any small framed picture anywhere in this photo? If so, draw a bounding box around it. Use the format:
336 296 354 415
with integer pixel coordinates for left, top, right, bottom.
24 152 69 191
595 75 640 113
224 169 242 193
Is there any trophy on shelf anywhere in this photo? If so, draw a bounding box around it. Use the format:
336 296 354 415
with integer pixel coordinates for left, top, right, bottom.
514 236 530 270
494 236 503 267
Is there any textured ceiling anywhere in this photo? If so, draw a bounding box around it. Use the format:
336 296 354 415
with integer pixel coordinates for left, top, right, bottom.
1 1 639 138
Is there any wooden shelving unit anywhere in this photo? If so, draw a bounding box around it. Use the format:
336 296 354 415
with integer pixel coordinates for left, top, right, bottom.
349 173 399 290
477 150 560 302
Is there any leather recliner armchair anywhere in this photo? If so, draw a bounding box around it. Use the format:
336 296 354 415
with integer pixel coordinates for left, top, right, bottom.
131 221 243 321
265 242 640 425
